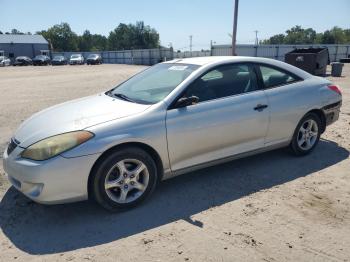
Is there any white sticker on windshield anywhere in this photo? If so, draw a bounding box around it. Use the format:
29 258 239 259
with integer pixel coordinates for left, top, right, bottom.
168 65 188 71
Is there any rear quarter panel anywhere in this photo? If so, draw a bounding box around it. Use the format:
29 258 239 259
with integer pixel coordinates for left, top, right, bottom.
264 77 329 145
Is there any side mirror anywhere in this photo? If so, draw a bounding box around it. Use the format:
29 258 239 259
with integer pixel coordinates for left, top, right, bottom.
175 96 199 108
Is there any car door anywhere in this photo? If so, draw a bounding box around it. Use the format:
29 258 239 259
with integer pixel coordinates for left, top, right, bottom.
166 63 270 172
256 64 305 146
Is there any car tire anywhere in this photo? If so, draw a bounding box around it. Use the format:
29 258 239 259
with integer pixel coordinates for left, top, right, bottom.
91 147 158 211
290 112 321 156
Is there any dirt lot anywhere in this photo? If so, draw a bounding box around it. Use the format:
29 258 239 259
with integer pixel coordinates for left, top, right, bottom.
0 64 349 262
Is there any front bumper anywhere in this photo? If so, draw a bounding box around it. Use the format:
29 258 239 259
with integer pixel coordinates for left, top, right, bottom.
3 144 101 204
87 60 100 64
69 60 83 65
52 61 65 65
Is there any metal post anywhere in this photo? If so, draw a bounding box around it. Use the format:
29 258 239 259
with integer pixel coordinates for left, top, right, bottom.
231 0 239 56
335 45 339 62
254 30 259 46
275 45 279 60
189 35 193 55
149 49 152 65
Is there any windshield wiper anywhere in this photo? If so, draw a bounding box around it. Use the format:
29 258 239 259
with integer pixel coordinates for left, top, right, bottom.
112 93 135 103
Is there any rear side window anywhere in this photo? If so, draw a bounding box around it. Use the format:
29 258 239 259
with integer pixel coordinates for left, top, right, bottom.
259 65 299 88
185 64 259 103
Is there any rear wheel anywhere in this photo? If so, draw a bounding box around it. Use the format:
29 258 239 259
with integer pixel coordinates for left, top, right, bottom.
290 113 321 156
91 147 158 211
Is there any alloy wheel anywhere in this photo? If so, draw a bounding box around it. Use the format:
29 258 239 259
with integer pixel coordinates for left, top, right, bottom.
104 159 149 204
297 119 319 150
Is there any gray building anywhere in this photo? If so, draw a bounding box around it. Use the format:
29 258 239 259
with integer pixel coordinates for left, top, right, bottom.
0 34 49 61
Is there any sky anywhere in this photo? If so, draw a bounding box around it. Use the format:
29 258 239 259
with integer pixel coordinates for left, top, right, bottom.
1 0 349 50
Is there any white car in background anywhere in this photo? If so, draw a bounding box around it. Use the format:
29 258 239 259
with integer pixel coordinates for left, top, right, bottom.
0 56 11 66
69 54 84 65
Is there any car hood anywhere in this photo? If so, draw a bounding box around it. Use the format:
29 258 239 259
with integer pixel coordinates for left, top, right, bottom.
14 94 151 147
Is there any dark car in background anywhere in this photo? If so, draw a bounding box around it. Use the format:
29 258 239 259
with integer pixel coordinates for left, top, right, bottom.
51 55 68 66
13 56 33 66
32 55 51 66
86 54 102 65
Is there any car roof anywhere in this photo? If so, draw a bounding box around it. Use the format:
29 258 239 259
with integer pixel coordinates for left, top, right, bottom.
165 56 312 79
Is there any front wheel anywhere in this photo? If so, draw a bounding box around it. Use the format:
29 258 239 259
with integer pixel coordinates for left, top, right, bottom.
290 113 321 156
91 147 158 211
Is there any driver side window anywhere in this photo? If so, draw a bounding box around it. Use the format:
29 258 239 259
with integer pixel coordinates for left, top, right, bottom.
184 64 259 103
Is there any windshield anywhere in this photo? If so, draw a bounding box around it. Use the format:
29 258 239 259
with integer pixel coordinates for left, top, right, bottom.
88 54 98 58
108 63 199 104
71 54 81 59
53 56 64 60
35 55 45 59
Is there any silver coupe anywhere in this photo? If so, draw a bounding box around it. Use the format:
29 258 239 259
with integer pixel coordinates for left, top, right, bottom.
3 57 342 211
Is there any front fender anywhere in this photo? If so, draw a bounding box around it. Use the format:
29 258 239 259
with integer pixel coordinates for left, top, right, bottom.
60 106 170 173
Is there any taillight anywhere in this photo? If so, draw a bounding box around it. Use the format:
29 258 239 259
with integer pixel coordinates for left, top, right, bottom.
328 85 342 95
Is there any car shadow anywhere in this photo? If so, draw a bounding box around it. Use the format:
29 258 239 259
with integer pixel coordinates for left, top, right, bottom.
0 139 348 255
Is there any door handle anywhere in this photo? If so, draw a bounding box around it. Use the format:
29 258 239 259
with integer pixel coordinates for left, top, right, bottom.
254 104 268 111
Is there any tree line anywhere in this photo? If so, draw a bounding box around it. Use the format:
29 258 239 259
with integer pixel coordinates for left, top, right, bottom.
0 22 160 52
261 26 350 45
2 24 349 51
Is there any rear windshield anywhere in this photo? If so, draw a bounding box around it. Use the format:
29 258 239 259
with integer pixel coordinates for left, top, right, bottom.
108 63 199 104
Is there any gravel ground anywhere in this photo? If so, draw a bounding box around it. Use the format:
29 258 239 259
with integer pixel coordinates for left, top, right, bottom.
0 63 349 262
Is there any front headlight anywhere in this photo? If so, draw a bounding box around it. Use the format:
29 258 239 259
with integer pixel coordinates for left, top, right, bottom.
21 131 94 161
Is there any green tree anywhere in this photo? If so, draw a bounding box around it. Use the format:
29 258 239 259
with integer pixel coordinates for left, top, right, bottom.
11 28 24 34
90 34 108 51
78 30 93 51
320 27 347 44
37 23 79 51
108 21 160 50
260 34 285 44
284 26 316 44
78 30 108 51
261 26 350 45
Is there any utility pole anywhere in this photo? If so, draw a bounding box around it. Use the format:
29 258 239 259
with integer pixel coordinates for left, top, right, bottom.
210 40 216 56
231 0 239 56
189 35 193 54
232 0 238 56
254 30 259 45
